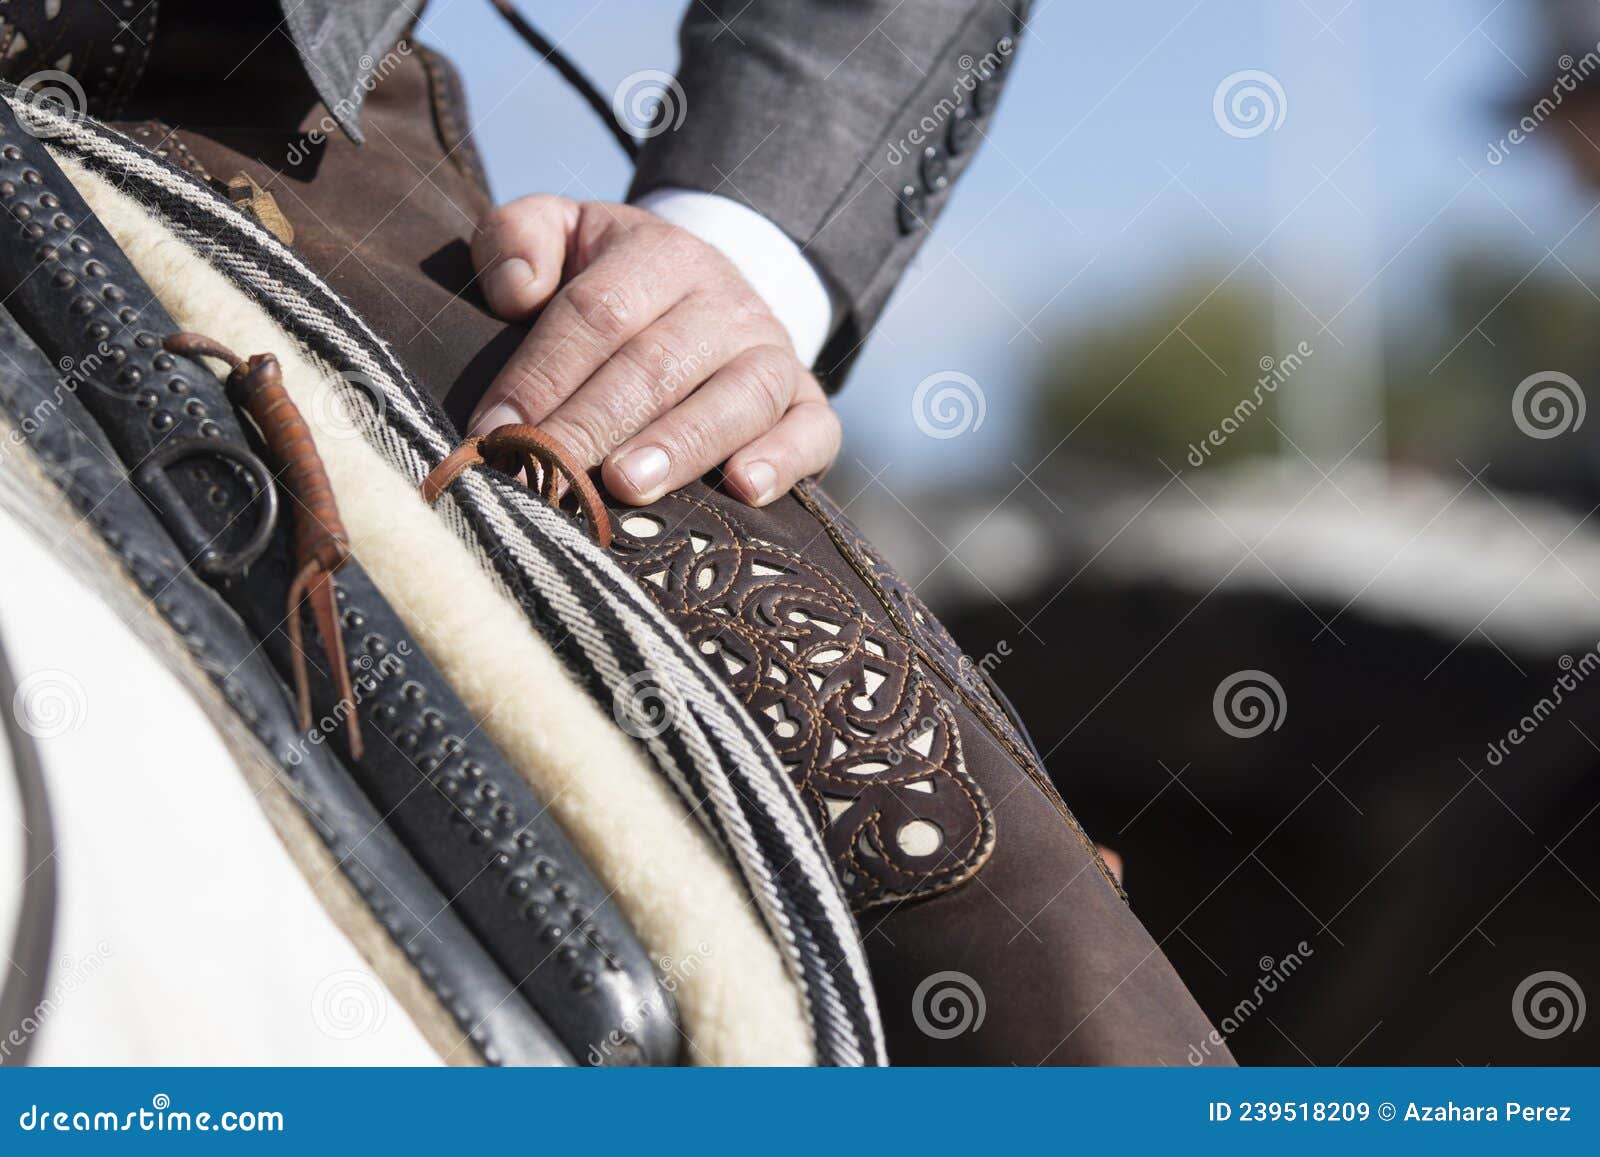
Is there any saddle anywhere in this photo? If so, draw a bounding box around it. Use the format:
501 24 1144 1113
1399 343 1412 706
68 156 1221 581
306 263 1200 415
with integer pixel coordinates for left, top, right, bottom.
0 67 1227 1065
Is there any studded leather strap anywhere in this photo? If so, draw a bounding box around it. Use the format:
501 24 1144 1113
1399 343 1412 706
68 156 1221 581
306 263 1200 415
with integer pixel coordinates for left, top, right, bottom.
0 92 679 1064
0 98 276 575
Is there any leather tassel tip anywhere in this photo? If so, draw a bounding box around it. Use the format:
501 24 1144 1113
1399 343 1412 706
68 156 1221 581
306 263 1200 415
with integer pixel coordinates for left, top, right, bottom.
287 562 364 763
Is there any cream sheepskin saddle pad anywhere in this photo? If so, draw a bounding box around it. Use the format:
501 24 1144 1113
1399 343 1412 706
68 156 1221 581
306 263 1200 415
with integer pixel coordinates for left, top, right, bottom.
0 88 882 1067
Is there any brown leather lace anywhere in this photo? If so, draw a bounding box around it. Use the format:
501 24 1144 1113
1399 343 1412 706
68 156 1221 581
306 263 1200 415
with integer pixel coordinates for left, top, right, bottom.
421 423 612 549
165 333 363 759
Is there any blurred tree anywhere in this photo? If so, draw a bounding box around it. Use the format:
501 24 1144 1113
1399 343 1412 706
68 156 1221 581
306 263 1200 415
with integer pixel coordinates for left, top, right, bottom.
1028 271 1282 473
1028 249 1600 503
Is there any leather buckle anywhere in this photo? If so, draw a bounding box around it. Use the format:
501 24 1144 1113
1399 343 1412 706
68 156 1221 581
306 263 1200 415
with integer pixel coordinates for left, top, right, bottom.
133 439 279 576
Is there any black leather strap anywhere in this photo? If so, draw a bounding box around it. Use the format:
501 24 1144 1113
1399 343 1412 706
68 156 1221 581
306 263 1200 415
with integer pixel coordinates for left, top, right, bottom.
0 112 274 576
0 91 678 1064
0 303 573 1066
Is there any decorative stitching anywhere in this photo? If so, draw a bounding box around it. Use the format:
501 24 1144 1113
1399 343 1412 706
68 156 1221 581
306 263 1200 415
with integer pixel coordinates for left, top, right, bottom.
793 479 1125 897
417 42 491 206
611 490 995 911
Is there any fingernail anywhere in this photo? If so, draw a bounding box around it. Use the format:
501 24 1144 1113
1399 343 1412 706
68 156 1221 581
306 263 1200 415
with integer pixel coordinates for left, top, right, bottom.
468 402 523 437
612 445 671 498
484 257 535 309
742 460 778 505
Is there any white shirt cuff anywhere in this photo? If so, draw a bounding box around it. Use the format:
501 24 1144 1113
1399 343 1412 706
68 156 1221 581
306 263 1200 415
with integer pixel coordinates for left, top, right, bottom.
632 188 836 367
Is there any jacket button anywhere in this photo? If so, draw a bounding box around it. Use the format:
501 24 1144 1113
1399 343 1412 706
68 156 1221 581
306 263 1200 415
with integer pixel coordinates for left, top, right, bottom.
897 184 926 234
920 145 949 191
973 76 999 115
948 107 978 154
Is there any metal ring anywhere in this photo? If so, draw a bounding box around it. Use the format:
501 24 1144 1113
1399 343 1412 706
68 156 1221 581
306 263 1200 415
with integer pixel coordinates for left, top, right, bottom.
134 438 279 577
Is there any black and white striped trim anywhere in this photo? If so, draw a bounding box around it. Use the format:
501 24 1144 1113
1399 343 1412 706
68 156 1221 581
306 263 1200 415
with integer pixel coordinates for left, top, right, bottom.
26 97 885 1067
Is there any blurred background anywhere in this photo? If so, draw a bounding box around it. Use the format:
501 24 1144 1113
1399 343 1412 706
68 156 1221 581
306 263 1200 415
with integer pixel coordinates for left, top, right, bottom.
420 0 1600 1064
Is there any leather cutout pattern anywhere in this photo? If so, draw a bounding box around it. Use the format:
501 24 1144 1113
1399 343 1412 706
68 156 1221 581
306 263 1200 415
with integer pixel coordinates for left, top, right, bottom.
0 0 159 117
610 491 994 911
794 480 1127 900
795 480 1033 771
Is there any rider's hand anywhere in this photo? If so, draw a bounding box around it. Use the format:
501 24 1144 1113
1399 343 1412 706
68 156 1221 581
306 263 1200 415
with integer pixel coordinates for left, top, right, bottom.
467 195 841 508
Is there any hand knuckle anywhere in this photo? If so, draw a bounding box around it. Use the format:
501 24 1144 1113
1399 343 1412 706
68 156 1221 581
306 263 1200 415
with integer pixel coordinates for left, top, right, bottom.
740 346 794 421
726 285 771 331
664 414 718 469
503 359 562 410
546 416 607 465
566 279 635 340
614 336 674 393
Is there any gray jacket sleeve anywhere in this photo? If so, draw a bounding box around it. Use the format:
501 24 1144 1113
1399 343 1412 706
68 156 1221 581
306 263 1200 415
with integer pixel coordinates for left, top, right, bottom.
628 0 1027 387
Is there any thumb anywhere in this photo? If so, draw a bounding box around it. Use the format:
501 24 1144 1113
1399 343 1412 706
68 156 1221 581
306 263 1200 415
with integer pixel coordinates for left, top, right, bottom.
471 193 581 320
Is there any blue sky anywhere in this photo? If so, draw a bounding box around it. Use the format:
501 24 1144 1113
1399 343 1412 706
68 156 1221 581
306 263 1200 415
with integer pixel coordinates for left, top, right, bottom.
417 1 1592 481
